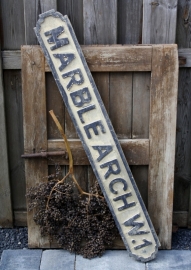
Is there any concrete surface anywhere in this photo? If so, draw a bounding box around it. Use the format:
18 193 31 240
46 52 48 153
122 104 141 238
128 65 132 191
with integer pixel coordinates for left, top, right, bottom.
0 249 42 270
0 249 191 270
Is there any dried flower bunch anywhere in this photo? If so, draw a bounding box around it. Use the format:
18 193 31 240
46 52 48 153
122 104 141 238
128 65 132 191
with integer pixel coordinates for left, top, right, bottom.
26 111 118 258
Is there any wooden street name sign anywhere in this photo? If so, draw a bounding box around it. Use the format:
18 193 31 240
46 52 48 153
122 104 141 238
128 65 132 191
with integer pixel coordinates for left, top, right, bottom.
34 10 160 262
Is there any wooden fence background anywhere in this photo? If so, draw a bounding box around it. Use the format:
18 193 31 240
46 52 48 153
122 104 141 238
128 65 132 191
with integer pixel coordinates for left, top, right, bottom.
0 0 191 230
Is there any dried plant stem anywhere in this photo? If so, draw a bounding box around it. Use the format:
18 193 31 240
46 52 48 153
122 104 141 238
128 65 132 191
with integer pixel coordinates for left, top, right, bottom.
48 110 103 207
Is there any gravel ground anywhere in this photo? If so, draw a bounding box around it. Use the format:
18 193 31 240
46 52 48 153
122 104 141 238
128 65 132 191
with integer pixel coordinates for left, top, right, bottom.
0 227 191 260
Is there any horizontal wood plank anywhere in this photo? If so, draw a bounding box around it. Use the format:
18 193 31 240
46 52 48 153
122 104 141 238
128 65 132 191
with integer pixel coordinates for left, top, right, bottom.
47 139 149 165
2 46 152 71
2 51 21 69
2 48 189 69
13 210 189 230
179 48 191 67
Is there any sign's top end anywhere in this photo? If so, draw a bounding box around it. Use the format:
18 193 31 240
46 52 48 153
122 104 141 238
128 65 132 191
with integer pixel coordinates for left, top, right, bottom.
34 9 69 33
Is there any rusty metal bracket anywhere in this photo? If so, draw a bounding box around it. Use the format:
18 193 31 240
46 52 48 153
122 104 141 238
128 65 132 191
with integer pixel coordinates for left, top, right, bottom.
21 151 66 158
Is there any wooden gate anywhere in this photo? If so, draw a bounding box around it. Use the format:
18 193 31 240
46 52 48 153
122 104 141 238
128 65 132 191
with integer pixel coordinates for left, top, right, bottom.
22 44 178 249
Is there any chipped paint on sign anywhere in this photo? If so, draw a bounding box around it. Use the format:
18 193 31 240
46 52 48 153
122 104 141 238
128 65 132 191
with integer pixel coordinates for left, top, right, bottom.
34 10 160 262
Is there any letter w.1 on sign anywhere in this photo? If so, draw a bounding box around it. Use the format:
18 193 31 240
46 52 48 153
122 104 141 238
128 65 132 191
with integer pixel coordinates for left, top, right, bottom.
34 9 160 262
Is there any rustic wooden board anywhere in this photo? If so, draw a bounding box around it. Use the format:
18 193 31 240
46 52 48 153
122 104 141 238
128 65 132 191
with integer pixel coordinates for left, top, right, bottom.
78 46 152 72
1 0 25 49
149 45 178 248
21 43 178 250
142 0 178 44
132 72 150 139
83 0 117 44
110 72 132 139
176 0 191 228
1 49 188 70
3 70 26 212
0 44 13 227
46 73 65 139
118 0 143 44
47 139 149 166
57 0 83 44
23 0 57 45
22 46 49 248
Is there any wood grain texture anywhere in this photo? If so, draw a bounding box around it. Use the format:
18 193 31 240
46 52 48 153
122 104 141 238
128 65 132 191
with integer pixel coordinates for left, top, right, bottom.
0 0 25 49
92 73 109 113
149 45 178 248
57 0 83 44
1 49 187 70
118 0 143 44
48 139 150 166
21 46 49 248
0 45 13 227
2 51 21 69
142 0 178 44
173 211 188 228
174 68 191 219
14 211 27 227
131 72 150 219
80 45 152 72
132 72 150 139
3 70 26 212
176 0 191 227
83 0 117 44
46 73 65 139
110 72 132 139
23 0 57 45
176 0 191 48
131 166 148 208
178 48 191 67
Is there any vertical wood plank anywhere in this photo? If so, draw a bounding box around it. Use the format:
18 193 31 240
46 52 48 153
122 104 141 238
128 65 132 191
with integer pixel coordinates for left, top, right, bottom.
92 73 109 113
0 44 13 227
176 0 191 228
40 0 57 12
110 73 132 139
46 73 65 139
117 0 143 44
0 0 25 49
142 0 178 44
149 45 178 248
131 166 148 208
83 0 117 44
131 72 150 212
22 46 49 248
24 0 57 45
132 72 150 139
57 0 83 44
3 71 26 212
83 0 117 201
176 0 191 48
174 69 191 214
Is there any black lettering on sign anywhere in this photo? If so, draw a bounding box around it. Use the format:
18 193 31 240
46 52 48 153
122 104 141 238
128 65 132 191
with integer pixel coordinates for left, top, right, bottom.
44 26 69 50
53 53 75 71
70 87 91 107
109 178 128 194
84 121 106 139
124 214 149 235
100 159 121 179
134 239 152 250
92 145 113 162
113 193 136 211
77 105 96 123
62 68 84 89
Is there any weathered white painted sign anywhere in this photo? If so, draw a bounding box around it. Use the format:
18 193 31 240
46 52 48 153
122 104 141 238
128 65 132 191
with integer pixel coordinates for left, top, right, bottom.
34 10 160 262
